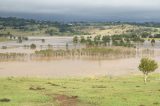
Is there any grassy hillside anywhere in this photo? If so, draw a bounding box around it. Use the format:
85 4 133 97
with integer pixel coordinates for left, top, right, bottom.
1 17 160 37
0 74 160 106
1 24 160 37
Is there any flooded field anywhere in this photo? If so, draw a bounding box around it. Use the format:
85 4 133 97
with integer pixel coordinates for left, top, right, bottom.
1 36 160 53
0 36 160 77
0 36 75 52
0 57 160 77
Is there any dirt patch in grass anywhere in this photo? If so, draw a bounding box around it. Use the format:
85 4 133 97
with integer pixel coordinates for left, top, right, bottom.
54 94 78 106
0 98 11 102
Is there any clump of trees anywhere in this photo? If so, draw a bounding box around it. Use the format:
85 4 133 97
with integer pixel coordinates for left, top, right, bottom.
17 36 28 43
45 29 58 36
73 34 145 48
138 58 158 84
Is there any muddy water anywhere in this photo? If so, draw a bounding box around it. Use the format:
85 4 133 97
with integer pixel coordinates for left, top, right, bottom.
0 57 159 77
0 58 152 77
0 57 160 77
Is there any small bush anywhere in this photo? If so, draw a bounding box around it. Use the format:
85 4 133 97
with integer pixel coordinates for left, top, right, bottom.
0 98 11 102
30 44 36 49
2 46 7 49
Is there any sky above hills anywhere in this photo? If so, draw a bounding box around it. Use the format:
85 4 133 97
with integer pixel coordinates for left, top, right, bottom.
0 0 160 22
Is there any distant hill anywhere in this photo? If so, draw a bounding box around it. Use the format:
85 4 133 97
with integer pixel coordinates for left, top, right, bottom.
0 17 160 37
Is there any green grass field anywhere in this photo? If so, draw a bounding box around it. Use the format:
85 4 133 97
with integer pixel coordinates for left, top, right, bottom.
0 74 160 106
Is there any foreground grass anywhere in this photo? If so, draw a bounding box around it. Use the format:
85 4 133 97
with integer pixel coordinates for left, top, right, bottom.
0 74 160 106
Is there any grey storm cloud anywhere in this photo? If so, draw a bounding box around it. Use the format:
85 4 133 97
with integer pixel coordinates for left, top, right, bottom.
0 0 160 22
0 0 160 13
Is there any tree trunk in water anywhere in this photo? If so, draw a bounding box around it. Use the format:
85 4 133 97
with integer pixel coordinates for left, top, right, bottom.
144 74 148 84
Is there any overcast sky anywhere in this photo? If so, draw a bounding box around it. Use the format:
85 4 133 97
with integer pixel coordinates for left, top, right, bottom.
0 0 160 22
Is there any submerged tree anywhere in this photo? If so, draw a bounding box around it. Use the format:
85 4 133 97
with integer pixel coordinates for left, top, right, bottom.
66 43 69 50
151 39 155 47
138 58 158 84
18 37 22 43
42 39 45 43
73 36 79 49
30 44 36 49
151 39 156 56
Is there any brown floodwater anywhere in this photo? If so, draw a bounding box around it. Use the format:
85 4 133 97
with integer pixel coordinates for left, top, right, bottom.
0 57 160 77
